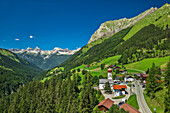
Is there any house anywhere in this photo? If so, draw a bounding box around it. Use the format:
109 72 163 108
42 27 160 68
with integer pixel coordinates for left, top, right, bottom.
119 69 127 74
114 66 121 70
97 98 114 111
109 65 115 68
86 65 90 68
99 79 114 89
113 85 127 97
161 69 165 73
120 103 140 113
134 73 141 79
114 75 123 81
124 75 134 82
140 74 148 83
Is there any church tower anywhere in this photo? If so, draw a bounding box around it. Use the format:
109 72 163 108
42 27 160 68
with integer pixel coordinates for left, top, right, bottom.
108 68 112 79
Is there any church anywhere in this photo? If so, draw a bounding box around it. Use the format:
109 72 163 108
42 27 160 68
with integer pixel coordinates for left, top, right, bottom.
99 68 114 89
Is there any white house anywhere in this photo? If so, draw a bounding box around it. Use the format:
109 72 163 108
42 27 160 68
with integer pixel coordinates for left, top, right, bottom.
113 85 127 97
124 75 134 82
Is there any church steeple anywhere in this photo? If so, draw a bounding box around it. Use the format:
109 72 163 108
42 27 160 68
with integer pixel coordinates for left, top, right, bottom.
108 68 112 79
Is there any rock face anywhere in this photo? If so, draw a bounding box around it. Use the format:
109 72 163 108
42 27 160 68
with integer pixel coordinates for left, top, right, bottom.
88 7 157 44
9 47 81 70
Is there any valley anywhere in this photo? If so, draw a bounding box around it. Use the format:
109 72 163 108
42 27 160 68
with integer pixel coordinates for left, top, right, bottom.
0 2 170 113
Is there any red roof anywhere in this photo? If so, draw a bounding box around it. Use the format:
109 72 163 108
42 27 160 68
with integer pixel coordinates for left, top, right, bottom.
161 69 165 71
120 69 126 72
118 75 123 77
97 98 114 110
142 74 148 78
113 85 127 89
157 80 165 83
120 103 140 113
108 68 112 72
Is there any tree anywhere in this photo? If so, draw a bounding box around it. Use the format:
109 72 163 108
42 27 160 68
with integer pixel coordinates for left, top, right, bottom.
164 60 170 113
145 62 158 98
99 75 104 79
164 86 170 113
104 82 112 93
82 69 87 75
93 75 99 85
156 66 161 75
109 104 128 113
101 63 105 70
145 68 149 74
165 60 170 86
72 69 76 73
116 69 120 74
77 68 80 72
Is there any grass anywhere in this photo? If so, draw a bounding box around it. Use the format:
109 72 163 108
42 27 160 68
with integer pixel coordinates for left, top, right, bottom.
127 94 139 110
101 55 121 65
123 4 170 41
144 93 165 113
41 76 52 82
125 56 170 71
126 68 144 74
112 95 125 99
0 66 13 71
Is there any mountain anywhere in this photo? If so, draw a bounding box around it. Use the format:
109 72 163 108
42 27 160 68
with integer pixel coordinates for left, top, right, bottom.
88 7 157 44
0 48 43 98
0 3 169 113
60 3 170 71
9 47 80 70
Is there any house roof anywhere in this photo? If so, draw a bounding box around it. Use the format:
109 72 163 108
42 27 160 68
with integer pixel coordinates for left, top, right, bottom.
113 85 127 89
125 75 133 78
118 75 123 77
161 69 165 71
120 69 127 72
141 74 148 78
120 103 140 113
97 98 114 109
99 79 114 84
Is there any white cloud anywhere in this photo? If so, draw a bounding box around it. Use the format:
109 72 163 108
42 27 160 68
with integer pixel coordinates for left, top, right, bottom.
30 35 33 38
15 38 20 41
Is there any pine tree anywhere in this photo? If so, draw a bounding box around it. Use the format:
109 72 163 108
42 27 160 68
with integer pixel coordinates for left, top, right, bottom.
164 60 170 113
165 60 170 86
145 62 158 98
164 86 170 113
104 82 112 93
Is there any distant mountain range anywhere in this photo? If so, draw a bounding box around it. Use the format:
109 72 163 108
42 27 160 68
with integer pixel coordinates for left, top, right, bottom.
9 47 80 70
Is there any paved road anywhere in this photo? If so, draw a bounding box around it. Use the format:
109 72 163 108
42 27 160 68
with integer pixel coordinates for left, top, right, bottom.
134 80 152 113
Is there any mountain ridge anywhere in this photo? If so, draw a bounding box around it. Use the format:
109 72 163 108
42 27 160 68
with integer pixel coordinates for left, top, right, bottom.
9 47 81 56
9 47 81 70
88 7 157 43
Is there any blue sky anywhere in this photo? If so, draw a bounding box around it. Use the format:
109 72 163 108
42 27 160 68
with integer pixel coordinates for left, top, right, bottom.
0 0 169 50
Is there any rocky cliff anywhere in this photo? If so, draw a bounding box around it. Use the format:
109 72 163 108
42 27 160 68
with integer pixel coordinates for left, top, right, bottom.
88 7 157 43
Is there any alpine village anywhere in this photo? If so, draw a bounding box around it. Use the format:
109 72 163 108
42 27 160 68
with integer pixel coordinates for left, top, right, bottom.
0 2 170 113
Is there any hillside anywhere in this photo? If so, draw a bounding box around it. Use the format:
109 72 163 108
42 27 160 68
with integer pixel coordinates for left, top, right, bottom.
0 48 43 98
88 7 157 43
60 3 170 71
